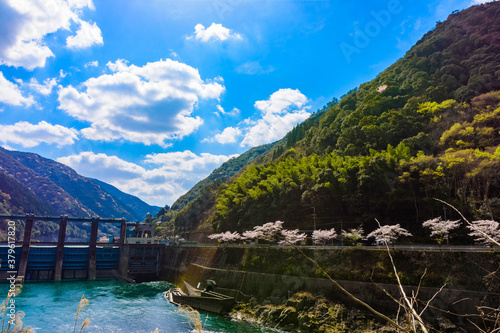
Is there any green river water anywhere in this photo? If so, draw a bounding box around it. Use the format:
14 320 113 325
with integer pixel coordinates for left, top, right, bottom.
0 280 279 333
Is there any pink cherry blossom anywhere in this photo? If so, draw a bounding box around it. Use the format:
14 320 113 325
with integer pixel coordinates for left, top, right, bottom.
312 228 337 245
367 224 412 244
467 220 500 246
422 217 461 245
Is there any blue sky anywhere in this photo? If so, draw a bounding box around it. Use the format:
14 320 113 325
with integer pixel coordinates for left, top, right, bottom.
0 0 491 207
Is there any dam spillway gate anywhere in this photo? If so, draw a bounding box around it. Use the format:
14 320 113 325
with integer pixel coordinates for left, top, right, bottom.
0 215 164 283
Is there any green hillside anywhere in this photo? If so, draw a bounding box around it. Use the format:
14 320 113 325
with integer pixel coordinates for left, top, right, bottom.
157 2 500 240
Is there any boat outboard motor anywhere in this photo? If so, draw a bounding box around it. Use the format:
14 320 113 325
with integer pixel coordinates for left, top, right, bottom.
205 279 216 292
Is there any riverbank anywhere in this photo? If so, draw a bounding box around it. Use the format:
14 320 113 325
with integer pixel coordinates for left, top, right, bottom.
231 291 387 333
229 291 468 333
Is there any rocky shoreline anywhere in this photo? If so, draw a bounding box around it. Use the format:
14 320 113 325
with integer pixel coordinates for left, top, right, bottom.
229 291 468 333
230 292 392 333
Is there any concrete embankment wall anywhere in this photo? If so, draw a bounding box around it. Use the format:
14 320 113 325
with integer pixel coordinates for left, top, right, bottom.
159 245 500 323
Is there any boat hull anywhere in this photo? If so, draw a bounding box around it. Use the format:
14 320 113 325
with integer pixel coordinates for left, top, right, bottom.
166 288 235 315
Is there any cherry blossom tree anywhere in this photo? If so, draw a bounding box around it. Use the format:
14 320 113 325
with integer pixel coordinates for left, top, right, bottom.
242 221 284 242
466 220 500 246
367 224 412 245
312 228 337 245
341 226 364 245
241 230 261 241
422 217 461 246
207 231 241 243
279 229 307 245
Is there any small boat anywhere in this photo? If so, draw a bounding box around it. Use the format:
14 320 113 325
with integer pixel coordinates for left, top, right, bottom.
165 281 236 315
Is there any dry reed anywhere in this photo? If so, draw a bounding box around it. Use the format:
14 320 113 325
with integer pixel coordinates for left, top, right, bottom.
78 317 90 333
0 285 34 333
176 305 207 333
73 295 90 333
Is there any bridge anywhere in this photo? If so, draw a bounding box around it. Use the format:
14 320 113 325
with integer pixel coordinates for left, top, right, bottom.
0 215 165 283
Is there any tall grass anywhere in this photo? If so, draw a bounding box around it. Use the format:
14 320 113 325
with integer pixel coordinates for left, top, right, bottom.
73 295 90 333
176 305 207 333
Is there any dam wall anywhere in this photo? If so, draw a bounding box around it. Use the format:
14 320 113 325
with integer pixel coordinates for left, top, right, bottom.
159 245 500 325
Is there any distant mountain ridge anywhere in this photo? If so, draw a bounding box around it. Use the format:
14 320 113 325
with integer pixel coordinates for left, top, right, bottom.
92 178 160 218
0 147 160 221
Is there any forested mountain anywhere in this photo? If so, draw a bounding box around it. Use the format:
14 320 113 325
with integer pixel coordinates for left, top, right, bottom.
156 2 500 240
0 171 56 217
0 147 159 241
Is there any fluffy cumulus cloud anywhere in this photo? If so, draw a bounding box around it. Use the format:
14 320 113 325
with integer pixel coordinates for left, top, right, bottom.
58 151 238 206
26 77 58 95
57 152 145 180
214 127 242 144
240 88 310 147
66 19 103 49
188 23 242 42
58 59 225 147
0 121 78 147
144 150 238 170
203 127 242 144
0 72 34 106
0 0 102 70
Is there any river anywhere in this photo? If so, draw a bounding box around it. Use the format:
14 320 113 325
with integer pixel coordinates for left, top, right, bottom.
0 280 278 333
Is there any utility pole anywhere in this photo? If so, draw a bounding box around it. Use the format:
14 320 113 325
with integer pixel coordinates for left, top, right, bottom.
313 206 316 230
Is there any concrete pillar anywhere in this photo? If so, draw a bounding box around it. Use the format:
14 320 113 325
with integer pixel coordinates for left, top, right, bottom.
54 218 67 280
17 218 34 283
119 220 129 279
88 220 99 280
119 220 127 245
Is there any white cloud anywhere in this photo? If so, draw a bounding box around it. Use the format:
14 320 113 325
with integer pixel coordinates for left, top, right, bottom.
0 121 78 147
85 60 98 68
170 50 179 58
144 150 239 171
58 152 145 180
26 77 58 95
58 150 238 206
240 88 310 147
235 61 274 75
67 0 95 10
254 88 308 115
58 58 225 147
0 0 100 70
203 126 242 144
214 127 242 144
0 72 34 106
188 23 243 42
66 19 103 49
470 0 495 4
214 104 240 117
